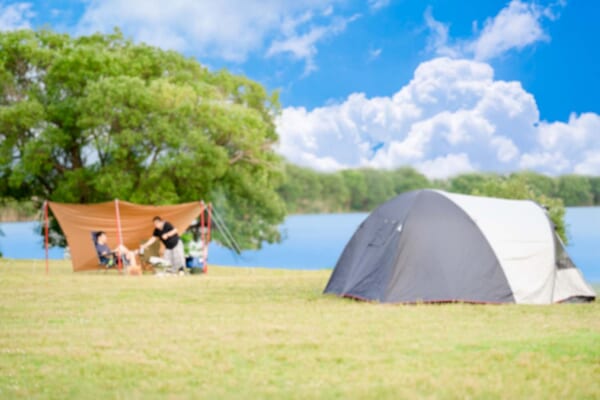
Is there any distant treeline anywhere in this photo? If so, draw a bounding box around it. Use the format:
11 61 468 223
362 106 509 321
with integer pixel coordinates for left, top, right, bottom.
3 166 597 222
277 164 600 214
0 198 38 222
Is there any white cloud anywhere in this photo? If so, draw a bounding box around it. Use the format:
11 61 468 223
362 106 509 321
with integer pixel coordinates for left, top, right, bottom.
276 57 600 177
68 0 598 177
322 5 334 16
417 153 475 179
537 112 600 151
520 113 600 174
424 7 459 58
575 151 600 175
426 0 564 61
0 2 34 31
368 0 391 12
519 152 569 173
491 136 519 163
77 0 341 62
369 48 382 60
267 13 360 75
469 0 549 60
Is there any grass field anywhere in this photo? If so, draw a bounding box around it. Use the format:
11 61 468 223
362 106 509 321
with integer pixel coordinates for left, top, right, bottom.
0 259 599 399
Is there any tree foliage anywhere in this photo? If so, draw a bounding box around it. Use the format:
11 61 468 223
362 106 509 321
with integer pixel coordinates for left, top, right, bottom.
556 175 593 206
278 166 575 242
280 165 431 213
0 29 285 249
588 177 600 205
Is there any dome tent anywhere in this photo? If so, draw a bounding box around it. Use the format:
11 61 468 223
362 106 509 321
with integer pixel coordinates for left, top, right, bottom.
324 190 596 304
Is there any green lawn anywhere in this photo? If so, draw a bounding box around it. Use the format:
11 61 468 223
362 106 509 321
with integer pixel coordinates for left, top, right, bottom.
0 259 598 399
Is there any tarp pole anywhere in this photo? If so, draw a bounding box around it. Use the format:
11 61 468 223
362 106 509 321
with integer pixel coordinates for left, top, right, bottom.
200 201 206 273
114 199 123 273
204 203 212 273
44 201 49 275
207 203 212 243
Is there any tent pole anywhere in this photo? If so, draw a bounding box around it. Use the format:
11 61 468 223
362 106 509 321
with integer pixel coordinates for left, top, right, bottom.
200 201 206 273
115 199 123 273
44 200 49 275
204 203 212 273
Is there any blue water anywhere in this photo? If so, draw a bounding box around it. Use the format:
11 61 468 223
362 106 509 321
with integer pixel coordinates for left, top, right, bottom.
0 221 64 260
563 207 599 281
210 213 368 270
1 209 598 281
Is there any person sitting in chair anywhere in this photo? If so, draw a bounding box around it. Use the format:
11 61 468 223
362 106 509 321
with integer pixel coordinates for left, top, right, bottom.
94 231 137 268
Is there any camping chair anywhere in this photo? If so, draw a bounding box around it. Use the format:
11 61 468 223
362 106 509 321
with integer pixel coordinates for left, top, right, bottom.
91 231 129 272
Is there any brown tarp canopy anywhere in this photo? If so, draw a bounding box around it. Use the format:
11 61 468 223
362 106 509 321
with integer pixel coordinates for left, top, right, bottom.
48 200 203 272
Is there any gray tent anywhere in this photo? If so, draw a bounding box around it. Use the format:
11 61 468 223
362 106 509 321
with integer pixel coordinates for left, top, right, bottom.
324 190 596 304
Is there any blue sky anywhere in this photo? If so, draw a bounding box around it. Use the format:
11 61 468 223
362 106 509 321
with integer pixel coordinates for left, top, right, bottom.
1 0 599 177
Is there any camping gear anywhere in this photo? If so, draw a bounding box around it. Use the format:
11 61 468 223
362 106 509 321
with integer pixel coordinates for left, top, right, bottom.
324 190 596 304
138 240 161 273
45 200 209 272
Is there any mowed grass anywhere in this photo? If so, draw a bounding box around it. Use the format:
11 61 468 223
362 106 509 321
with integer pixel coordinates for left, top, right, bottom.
0 260 598 400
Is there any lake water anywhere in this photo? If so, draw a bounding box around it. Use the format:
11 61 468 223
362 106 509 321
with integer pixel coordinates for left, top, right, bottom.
1 208 598 282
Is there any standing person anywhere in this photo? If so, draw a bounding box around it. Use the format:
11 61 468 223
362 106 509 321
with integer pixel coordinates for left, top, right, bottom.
141 216 185 274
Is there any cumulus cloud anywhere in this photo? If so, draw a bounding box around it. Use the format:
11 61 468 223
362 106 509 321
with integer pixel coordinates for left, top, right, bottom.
427 0 564 61
0 2 34 31
417 153 475 179
68 0 598 177
521 113 600 173
77 0 342 62
519 151 569 174
575 151 600 175
276 57 600 177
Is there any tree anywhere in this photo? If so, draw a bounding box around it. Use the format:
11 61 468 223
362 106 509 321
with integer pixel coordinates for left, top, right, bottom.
448 173 500 194
588 176 600 205
391 167 430 194
277 164 324 213
0 29 285 249
320 173 350 213
556 175 593 206
340 169 368 210
509 171 556 197
360 169 395 210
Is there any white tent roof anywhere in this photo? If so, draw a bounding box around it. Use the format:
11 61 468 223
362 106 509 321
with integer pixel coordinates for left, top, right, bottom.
439 191 595 303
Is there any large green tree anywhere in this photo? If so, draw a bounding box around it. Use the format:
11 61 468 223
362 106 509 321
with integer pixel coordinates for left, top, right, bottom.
0 29 285 249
